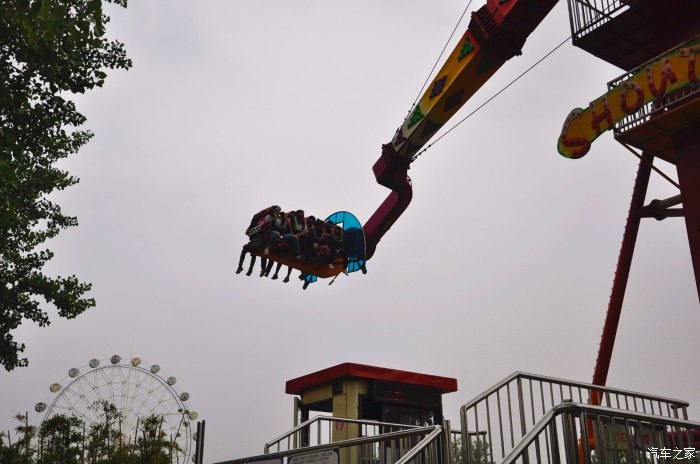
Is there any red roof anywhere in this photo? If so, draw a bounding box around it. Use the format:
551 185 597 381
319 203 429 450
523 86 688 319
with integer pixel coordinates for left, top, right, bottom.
285 363 458 395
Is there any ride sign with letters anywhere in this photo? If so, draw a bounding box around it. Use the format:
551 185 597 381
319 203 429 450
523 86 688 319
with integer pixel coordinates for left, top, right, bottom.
557 36 700 159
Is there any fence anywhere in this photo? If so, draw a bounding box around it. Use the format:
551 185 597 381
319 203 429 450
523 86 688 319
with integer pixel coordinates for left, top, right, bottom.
567 0 631 41
502 402 700 464
459 373 689 464
215 423 447 464
264 416 423 453
609 43 700 138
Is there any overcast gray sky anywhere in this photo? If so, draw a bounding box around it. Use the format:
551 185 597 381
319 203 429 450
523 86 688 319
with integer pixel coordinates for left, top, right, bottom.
2 1 698 462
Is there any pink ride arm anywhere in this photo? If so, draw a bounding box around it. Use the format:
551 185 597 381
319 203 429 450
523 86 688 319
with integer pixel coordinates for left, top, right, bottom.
363 144 413 260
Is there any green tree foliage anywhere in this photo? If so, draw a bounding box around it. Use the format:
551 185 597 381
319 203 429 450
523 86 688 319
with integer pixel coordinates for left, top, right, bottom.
1 409 183 464
37 414 83 464
452 436 494 464
0 0 131 371
14 413 36 464
85 401 125 462
0 431 10 464
0 413 37 464
135 415 174 464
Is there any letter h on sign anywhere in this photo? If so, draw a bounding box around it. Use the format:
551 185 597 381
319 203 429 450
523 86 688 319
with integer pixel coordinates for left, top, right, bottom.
589 96 613 136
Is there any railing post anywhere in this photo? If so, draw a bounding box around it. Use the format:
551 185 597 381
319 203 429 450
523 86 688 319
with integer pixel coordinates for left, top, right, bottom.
561 404 580 464
550 418 561 464
293 397 300 450
518 377 530 464
442 420 453 464
517 378 528 436
461 408 472 464
578 411 593 464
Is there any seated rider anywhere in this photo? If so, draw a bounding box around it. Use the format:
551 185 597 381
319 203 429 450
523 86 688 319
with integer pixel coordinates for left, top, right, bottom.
299 215 318 261
237 206 280 276
262 208 285 253
290 210 317 261
263 210 303 259
310 218 332 268
289 209 307 236
329 224 348 270
248 205 280 233
257 207 284 277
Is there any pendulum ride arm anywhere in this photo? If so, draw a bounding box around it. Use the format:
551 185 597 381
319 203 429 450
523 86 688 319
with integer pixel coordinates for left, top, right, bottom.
591 152 652 397
363 0 560 259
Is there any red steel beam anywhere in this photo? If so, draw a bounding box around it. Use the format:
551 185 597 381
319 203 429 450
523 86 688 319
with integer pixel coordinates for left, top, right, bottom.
673 124 700 304
591 151 653 395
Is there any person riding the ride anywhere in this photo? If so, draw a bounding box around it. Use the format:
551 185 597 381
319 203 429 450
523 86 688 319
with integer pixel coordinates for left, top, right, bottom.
237 205 281 276
263 210 303 260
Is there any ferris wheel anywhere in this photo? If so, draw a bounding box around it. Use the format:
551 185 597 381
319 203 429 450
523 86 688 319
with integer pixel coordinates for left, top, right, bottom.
35 355 197 463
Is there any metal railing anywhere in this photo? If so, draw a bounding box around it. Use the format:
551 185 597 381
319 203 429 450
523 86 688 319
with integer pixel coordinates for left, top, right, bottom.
609 40 700 137
502 402 700 464
613 81 700 137
215 424 446 464
459 372 689 464
567 0 631 41
264 416 423 453
395 425 447 464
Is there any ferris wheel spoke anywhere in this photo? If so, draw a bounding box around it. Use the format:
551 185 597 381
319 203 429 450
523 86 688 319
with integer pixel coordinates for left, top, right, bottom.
89 368 110 411
74 375 90 409
151 383 173 417
119 365 134 419
107 366 120 406
123 367 143 422
52 384 100 427
133 368 160 422
112 365 133 430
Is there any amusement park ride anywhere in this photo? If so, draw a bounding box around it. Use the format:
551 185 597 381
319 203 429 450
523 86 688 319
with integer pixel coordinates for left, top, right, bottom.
242 0 700 389
230 0 700 462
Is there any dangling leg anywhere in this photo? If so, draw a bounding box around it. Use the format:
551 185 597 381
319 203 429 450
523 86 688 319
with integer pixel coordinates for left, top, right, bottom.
342 252 349 275
271 262 283 280
260 257 268 277
236 247 247 274
283 266 292 283
246 254 256 276
264 259 274 277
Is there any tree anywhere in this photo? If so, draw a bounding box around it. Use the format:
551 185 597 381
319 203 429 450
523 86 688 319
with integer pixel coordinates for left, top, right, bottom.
136 415 173 464
452 436 494 464
0 0 131 370
2 410 189 464
37 413 84 464
85 401 125 462
0 430 14 464
2 412 37 464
